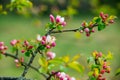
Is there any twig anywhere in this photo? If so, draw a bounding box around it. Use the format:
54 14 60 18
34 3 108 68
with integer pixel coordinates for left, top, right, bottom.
50 23 98 34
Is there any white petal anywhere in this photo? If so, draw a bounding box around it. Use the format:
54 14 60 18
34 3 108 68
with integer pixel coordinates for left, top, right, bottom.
60 17 64 23
37 34 42 41
46 35 51 43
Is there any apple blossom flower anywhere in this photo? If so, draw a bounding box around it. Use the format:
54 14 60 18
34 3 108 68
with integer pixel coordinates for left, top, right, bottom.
46 51 56 59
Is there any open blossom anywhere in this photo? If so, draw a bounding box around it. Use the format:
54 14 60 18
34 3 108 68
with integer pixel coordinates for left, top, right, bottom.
37 34 56 49
46 51 56 60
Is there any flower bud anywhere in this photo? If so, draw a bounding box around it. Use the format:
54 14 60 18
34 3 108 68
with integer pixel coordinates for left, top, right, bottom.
80 30 84 33
109 19 114 23
56 15 61 23
0 42 4 46
24 40 29 47
100 70 105 74
51 42 56 47
0 46 4 50
21 50 25 53
97 52 102 57
28 45 33 49
50 14 55 23
46 45 51 49
41 40 46 45
84 28 90 33
42 36 46 41
61 21 66 26
10 39 17 46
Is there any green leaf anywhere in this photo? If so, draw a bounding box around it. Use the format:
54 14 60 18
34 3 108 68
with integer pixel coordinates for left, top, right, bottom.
57 25 62 31
68 61 84 74
72 54 80 62
39 67 47 73
39 45 45 50
25 51 30 57
98 22 106 31
95 17 101 23
38 57 48 67
12 47 17 53
48 58 64 65
89 76 96 80
115 68 120 76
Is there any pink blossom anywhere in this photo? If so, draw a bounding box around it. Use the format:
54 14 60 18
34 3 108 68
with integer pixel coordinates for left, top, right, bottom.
50 14 55 23
10 39 17 46
46 51 56 59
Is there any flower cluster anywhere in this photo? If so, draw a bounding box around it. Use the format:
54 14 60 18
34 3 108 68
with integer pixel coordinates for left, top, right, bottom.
21 40 33 53
0 42 8 54
54 72 76 80
50 14 66 27
79 12 116 37
88 51 111 80
46 51 56 60
100 12 115 24
80 21 95 37
14 57 24 67
37 35 56 49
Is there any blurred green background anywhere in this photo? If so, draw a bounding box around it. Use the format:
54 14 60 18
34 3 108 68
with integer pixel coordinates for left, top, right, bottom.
0 0 120 80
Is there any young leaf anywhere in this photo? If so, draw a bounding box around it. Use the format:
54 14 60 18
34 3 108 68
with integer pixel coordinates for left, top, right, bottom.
98 22 106 31
115 68 120 76
25 51 30 57
48 58 64 65
72 54 80 61
68 61 84 74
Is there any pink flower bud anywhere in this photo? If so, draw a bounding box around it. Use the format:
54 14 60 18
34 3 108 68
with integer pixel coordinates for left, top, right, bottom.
81 22 86 27
20 57 24 63
91 28 95 33
46 45 51 49
51 42 56 47
109 19 114 23
14 59 19 63
47 51 56 59
21 50 25 53
28 45 33 49
24 40 29 46
10 39 17 46
0 42 4 46
84 28 90 33
97 52 102 57
42 36 46 41
0 46 4 50
41 40 46 45
50 14 55 23
80 30 84 33
56 15 61 23
61 21 66 26
86 33 90 37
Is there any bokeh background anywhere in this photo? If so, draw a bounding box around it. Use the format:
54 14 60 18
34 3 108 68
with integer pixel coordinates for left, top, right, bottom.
0 0 120 80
